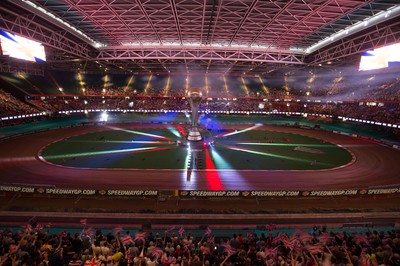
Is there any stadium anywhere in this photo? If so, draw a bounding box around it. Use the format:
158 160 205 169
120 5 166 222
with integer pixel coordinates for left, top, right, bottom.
1 0 400 265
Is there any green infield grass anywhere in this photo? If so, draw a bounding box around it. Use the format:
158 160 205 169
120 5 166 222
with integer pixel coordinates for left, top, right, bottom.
39 126 352 170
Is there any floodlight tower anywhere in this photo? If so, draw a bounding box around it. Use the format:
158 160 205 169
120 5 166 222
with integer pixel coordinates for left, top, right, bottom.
187 90 203 141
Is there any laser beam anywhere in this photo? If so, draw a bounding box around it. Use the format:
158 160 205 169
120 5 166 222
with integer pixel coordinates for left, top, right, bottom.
107 126 171 140
225 144 330 166
66 140 169 145
166 127 181 137
216 124 262 138
236 142 335 148
43 146 167 160
204 148 224 190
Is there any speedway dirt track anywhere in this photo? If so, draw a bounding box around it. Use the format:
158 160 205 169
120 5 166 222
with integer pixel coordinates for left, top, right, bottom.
1 123 399 191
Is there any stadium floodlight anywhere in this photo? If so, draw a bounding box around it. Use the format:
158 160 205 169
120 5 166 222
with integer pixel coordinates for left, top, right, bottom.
100 112 108 122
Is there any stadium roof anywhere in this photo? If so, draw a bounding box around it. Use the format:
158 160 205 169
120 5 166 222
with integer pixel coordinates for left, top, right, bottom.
1 0 400 74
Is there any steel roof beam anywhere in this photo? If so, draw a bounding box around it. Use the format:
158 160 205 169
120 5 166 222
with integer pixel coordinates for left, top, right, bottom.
249 0 296 46
134 0 162 44
0 59 45 76
228 0 259 45
208 0 223 45
0 10 91 59
9 0 99 46
273 0 343 42
90 47 305 65
201 0 210 44
308 19 400 65
169 0 183 44
62 0 142 45
98 0 144 45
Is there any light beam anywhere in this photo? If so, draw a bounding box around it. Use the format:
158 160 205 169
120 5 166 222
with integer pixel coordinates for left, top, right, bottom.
204 148 224 190
107 126 171 140
43 146 167 160
216 124 262 138
225 144 330 166
125 74 134 92
144 74 152 95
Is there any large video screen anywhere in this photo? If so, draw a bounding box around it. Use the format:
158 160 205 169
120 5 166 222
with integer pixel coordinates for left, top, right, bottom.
359 43 400 71
0 30 46 62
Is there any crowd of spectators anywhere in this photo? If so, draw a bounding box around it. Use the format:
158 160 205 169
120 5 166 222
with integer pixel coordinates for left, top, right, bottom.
84 87 128 96
2 75 400 134
71 75 400 103
1 88 399 138
0 90 40 117
360 78 400 102
26 96 400 127
80 87 262 99
0 89 46 128
306 77 400 103
1 224 400 266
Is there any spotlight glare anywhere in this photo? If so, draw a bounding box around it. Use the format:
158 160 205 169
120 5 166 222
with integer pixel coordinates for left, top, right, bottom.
100 112 108 122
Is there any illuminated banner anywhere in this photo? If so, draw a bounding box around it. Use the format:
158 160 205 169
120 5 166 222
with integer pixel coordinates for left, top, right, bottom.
1 185 400 198
0 186 158 197
178 190 300 197
178 188 400 198
0 185 35 193
247 191 300 197
105 190 158 196
301 190 358 197
179 190 242 197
